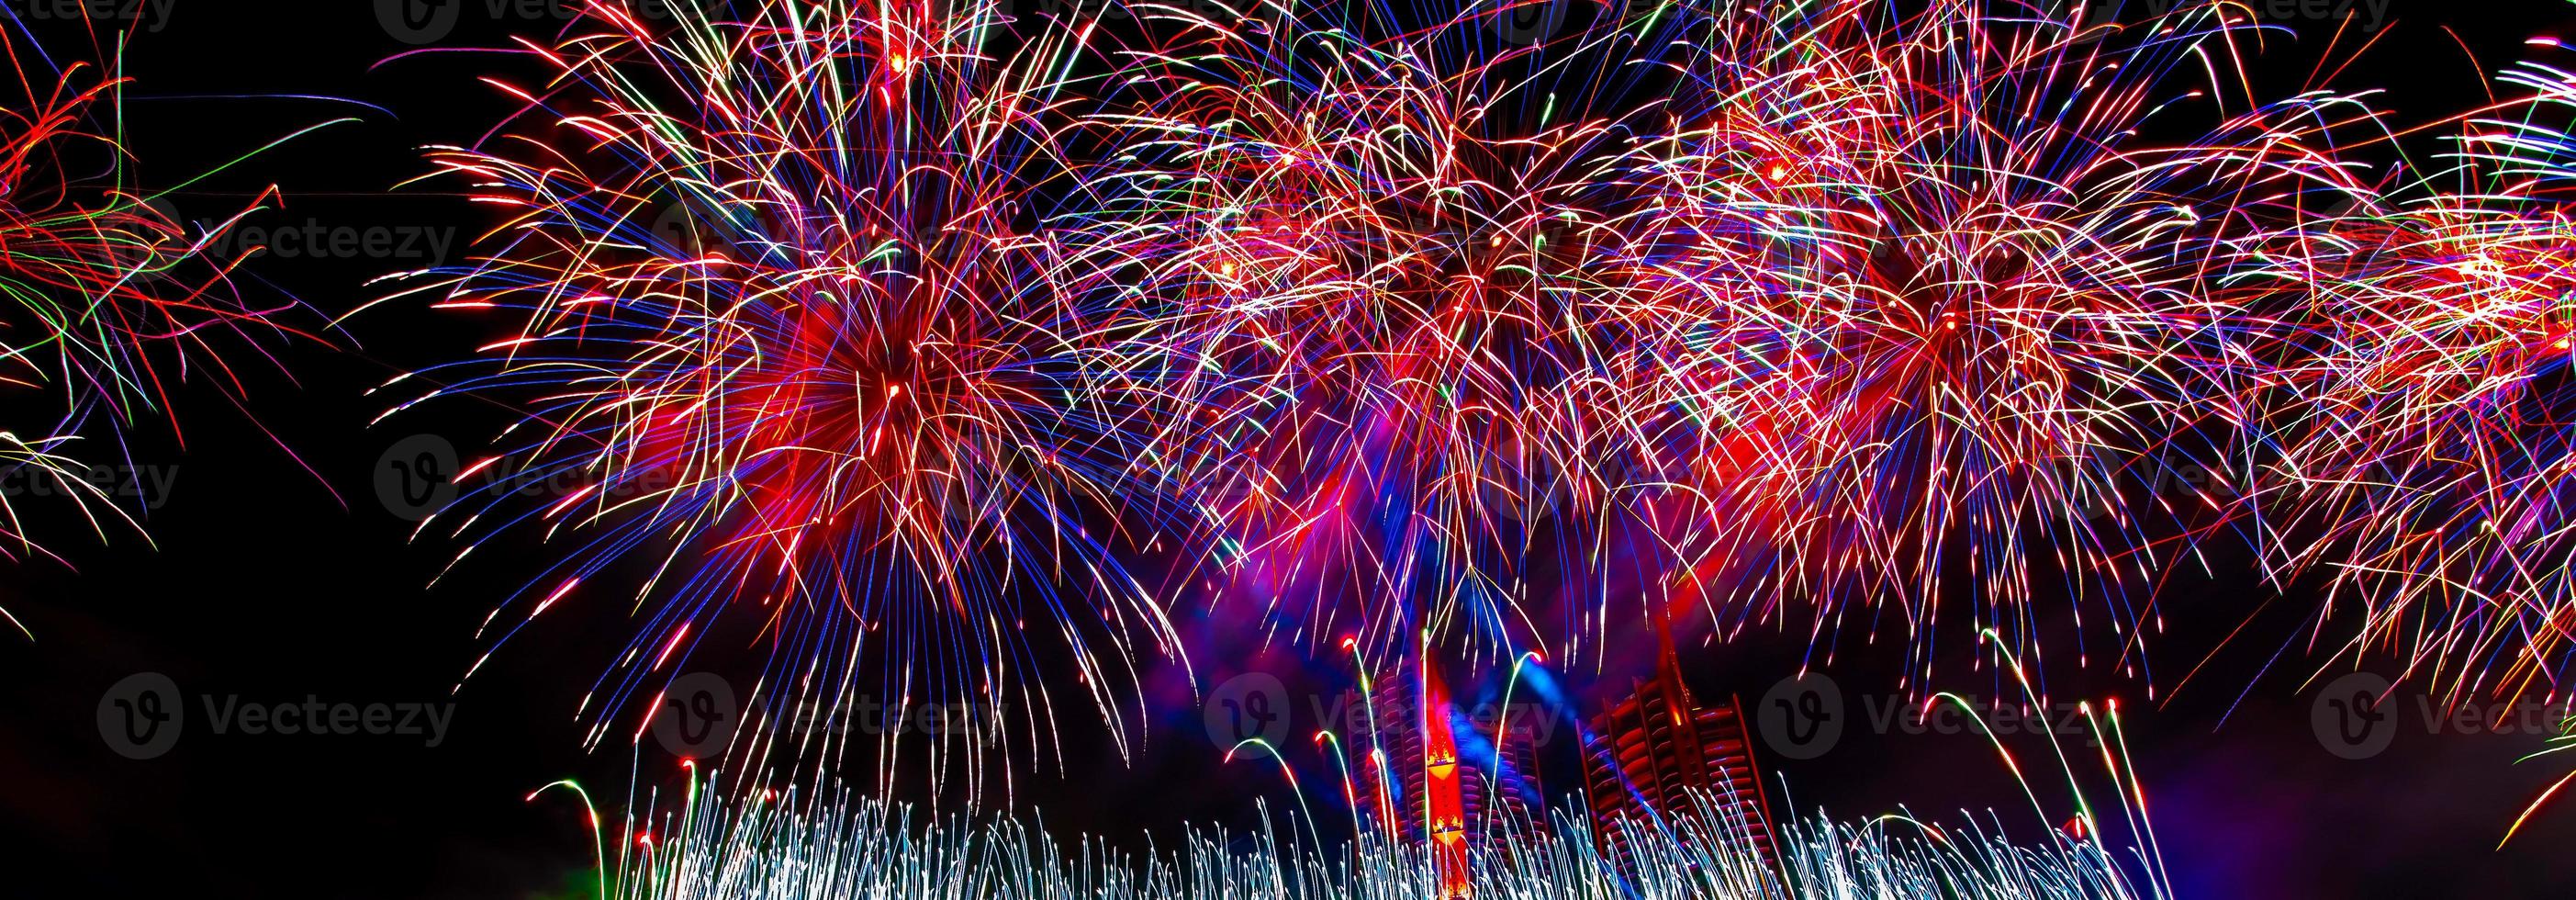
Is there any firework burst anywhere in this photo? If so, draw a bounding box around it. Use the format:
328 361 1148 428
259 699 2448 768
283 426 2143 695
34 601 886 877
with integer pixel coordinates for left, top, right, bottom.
388 0 2542 795
0 17 313 608
2255 47 2576 703
384 0 1201 801
1051 0 1687 665
1592 0 2382 688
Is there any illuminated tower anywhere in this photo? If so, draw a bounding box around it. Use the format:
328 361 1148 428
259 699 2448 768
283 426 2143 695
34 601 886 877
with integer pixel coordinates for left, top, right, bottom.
1580 616 1776 868
1347 655 1546 898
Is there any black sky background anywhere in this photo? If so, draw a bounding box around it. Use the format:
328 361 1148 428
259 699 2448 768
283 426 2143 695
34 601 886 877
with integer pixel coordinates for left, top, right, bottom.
10 1 2576 897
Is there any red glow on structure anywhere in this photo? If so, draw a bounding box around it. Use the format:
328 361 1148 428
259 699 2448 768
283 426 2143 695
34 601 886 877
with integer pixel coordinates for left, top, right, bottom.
1418 658 1470 899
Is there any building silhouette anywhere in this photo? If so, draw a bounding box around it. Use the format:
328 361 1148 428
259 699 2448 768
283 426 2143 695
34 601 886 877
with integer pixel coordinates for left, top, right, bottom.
1579 618 1776 868
1346 655 1546 897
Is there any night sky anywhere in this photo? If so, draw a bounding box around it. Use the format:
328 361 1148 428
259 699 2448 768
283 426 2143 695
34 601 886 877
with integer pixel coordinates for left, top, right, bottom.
9 1 2576 897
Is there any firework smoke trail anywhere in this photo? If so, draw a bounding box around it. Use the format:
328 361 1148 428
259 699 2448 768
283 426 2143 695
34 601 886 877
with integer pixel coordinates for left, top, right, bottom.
1584 0 2385 691
0 14 324 622
376 0 1205 802
2253 44 2576 705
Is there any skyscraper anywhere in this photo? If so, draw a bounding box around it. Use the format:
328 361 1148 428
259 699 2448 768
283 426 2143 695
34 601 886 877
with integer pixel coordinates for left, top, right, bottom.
1346 655 1546 898
1580 622 1776 868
